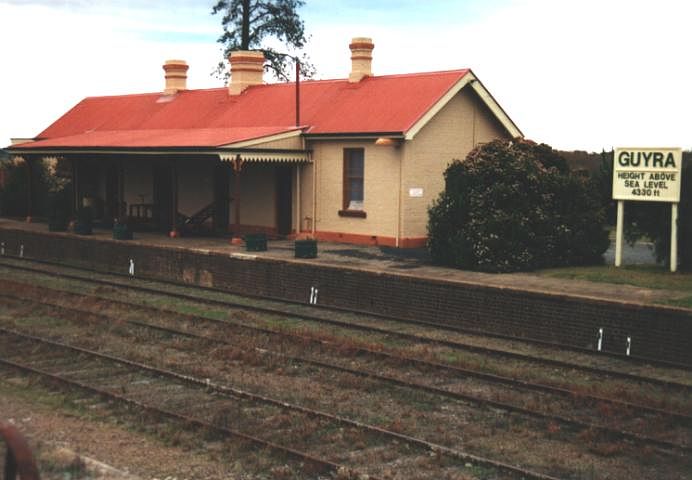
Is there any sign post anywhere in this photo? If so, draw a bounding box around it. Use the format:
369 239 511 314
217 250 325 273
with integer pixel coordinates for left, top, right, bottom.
612 147 682 272
615 200 624 267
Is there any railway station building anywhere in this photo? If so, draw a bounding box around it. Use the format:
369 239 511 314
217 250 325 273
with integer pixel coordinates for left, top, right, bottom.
7 37 521 247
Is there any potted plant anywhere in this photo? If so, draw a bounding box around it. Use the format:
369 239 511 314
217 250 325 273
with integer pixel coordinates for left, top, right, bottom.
295 236 317 258
244 233 267 251
112 218 133 240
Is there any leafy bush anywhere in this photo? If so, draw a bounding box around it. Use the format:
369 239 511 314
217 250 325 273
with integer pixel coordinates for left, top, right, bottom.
427 139 610 272
0 157 68 218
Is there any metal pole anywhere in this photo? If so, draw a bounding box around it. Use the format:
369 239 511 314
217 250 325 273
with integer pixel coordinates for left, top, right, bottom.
233 155 242 235
671 202 678 273
295 165 301 234
615 200 624 267
295 59 300 127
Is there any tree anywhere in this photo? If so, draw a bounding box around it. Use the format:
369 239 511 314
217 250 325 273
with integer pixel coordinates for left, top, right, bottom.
211 0 314 81
427 139 609 272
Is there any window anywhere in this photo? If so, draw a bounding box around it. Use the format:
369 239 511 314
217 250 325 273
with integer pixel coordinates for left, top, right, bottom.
340 148 366 217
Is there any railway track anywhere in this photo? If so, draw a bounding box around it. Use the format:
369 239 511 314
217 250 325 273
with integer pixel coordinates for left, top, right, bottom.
0 327 560 480
0 256 689 394
1 258 690 417
1 257 692 478
3 287 690 456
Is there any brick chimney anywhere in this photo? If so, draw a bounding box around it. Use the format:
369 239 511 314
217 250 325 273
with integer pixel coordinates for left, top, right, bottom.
163 60 188 95
349 37 374 83
228 51 265 95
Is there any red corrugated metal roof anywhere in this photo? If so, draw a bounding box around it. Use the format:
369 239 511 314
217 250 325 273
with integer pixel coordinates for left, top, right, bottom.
11 69 469 149
16 127 300 149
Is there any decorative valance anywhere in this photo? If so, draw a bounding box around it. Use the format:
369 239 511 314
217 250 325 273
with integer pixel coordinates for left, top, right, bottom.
219 151 311 164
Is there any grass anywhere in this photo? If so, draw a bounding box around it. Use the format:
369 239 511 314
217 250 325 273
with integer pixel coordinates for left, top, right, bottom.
15 315 69 328
537 264 692 308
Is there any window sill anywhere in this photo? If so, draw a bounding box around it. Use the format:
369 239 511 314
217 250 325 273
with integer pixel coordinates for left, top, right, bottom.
338 209 367 218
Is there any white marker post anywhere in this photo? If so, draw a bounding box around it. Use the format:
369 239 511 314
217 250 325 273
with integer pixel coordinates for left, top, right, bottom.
615 201 624 267
612 147 682 272
671 203 678 273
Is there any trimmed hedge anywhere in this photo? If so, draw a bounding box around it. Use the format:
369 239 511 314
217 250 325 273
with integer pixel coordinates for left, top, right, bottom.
427 139 609 272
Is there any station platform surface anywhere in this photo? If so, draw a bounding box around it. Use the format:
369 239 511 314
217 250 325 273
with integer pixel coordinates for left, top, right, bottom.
0 218 688 310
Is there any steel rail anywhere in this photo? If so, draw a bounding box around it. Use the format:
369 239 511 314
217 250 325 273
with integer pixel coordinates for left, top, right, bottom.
3 296 690 456
127 317 692 455
0 257 690 393
0 358 343 478
4 288 690 425
0 327 563 480
1 255 690 374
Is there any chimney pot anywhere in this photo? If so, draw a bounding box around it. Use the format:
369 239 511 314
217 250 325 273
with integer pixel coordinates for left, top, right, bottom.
349 37 374 83
163 59 188 95
229 50 265 95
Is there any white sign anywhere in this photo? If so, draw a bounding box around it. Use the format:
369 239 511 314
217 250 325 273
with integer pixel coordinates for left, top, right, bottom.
612 147 682 202
409 187 423 198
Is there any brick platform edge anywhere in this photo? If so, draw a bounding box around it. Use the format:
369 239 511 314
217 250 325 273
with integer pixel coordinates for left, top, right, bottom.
1 227 691 366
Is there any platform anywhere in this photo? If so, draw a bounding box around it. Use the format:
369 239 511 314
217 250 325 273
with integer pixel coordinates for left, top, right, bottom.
0 218 684 308
1 218 690 366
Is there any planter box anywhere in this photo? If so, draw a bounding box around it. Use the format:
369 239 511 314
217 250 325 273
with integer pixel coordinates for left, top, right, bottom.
73 221 92 235
244 233 267 252
295 239 317 259
113 224 133 240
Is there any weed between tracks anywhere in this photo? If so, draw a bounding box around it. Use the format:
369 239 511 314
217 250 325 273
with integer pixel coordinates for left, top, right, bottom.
0 368 328 480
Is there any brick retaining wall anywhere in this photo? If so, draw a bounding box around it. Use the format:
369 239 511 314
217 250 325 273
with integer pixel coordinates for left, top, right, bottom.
1 227 690 366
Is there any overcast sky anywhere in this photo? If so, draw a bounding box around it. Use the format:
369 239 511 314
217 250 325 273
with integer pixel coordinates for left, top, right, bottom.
1 0 690 152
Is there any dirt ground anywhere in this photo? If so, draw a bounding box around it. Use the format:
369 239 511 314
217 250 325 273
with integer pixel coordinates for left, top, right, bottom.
0 378 242 480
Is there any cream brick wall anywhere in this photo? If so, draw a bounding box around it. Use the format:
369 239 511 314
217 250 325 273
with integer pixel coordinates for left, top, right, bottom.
248 135 304 150
401 86 510 238
297 163 314 232
229 163 276 227
308 140 401 238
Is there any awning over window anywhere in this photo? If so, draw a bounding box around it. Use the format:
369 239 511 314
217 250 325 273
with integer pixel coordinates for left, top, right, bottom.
219 151 311 164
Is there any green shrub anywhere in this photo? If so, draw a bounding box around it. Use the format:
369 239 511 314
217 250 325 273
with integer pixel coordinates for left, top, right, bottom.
0 157 67 218
427 139 609 272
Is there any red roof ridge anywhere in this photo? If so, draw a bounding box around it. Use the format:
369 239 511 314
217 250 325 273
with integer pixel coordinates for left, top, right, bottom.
366 68 469 80
243 69 470 88
78 69 471 100
83 87 230 100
